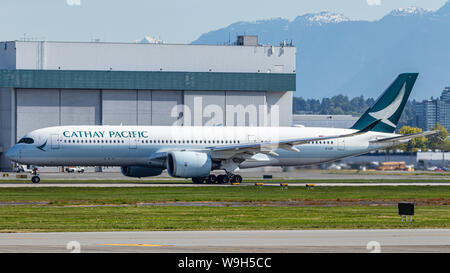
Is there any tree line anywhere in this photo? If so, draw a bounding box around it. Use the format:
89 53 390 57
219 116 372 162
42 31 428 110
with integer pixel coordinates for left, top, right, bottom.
293 95 418 128
292 95 450 151
397 123 450 152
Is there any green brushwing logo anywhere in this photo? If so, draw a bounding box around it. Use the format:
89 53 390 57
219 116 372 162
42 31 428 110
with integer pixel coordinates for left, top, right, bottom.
368 82 406 128
37 140 47 151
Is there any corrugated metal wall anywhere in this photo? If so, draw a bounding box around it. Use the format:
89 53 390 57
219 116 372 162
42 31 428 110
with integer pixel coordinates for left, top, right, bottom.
225 91 266 126
266 91 292 127
14 88 290 139
61 89 101 126
14 41 296 74
16 89 60 139
184 91 226 126
151 91 183 126
102 90 138 125
137 90 152 125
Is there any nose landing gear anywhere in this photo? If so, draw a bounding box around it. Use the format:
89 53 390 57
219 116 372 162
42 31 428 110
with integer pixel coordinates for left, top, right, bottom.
31 176 40 184
31 168 40 184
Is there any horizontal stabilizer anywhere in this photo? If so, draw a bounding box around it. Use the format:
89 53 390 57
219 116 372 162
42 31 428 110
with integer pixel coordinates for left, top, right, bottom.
370 130 439 144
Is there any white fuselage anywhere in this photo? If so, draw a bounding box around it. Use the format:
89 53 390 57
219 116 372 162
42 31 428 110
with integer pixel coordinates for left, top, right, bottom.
6 125 395 169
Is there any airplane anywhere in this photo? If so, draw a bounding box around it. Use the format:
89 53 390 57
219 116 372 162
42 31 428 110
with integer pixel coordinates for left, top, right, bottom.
6 73 437 184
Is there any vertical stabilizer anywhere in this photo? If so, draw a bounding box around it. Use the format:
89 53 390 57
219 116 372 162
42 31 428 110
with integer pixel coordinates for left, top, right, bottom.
350 73 418 133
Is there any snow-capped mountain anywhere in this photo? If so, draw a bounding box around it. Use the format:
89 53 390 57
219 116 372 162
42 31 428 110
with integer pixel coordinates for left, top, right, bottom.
136 36 165 44
192 2 450 100
388 6 431 17
295 11 350 26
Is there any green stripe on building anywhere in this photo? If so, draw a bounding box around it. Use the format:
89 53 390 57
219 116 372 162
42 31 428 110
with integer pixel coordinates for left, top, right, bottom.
0 70 295 91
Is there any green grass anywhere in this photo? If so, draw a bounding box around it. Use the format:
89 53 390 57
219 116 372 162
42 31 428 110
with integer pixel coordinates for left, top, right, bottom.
0 206 448 232
0 186 448 232
0 186 449 205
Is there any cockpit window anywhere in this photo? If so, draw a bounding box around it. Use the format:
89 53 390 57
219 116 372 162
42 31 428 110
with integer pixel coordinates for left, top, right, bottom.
18 137 34 144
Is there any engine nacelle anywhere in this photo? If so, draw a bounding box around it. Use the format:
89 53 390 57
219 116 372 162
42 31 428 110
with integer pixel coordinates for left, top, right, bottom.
121 166 163 178
166 151 212 178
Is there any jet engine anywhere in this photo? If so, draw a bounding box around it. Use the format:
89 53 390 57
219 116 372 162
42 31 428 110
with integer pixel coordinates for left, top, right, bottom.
166 151 212 178
121 166 164 178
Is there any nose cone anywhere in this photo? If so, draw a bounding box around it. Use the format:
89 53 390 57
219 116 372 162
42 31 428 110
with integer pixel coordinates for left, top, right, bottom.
6 145 19 161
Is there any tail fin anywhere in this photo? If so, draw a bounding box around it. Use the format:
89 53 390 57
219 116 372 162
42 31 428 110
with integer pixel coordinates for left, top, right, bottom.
350 73 418 133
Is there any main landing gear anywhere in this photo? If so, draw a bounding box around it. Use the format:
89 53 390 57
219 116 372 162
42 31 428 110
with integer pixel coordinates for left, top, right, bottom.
192 174 243 184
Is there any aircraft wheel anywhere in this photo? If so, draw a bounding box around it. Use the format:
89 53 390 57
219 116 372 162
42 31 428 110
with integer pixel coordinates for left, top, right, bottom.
217 175 229 184
234 175 243 183
192 177 204 184
31 176 40 184
206 174 217 184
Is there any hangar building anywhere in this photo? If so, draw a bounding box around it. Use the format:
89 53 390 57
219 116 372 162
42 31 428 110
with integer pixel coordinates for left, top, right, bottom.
0 37 296 170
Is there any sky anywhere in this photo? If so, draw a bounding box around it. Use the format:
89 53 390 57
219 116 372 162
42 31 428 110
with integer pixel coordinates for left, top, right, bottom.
0 0 447 43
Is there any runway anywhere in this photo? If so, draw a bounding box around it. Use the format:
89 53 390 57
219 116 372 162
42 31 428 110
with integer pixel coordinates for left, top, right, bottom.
0 229 449 253
0 182 449 187
3 169 450 182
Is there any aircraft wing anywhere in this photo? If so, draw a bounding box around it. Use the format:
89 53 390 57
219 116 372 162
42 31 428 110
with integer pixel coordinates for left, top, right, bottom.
208 119 382 158
369 130 439 144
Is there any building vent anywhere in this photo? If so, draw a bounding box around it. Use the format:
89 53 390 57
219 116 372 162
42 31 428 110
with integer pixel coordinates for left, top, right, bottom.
236 35 258 46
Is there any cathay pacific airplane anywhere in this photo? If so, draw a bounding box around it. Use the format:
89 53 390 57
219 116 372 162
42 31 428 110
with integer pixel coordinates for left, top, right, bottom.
6 73 436 184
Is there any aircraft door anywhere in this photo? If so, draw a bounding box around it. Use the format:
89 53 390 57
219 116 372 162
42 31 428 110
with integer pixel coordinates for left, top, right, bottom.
248 135 257 143
51 134 60 149
129 138 137 149
337 138 345 151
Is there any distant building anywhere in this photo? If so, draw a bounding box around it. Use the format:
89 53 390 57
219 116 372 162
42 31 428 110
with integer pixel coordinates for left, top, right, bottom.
293 114 358 128
0 37 296 170
416 87 450 131
416 99 438 131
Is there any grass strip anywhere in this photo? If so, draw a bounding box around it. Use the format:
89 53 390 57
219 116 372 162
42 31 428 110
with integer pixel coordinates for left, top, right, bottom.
0 205 448 232
0 186 449 205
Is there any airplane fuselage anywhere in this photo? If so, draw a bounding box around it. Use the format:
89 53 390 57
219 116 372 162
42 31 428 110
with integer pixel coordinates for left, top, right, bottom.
6 125 395 169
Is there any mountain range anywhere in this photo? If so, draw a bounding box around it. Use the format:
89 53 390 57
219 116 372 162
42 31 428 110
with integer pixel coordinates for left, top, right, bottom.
192 3 450 100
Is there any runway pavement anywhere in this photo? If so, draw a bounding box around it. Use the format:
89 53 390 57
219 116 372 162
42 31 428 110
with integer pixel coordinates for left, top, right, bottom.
3 169 450 182
0 229 448 253
0 182 449 187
